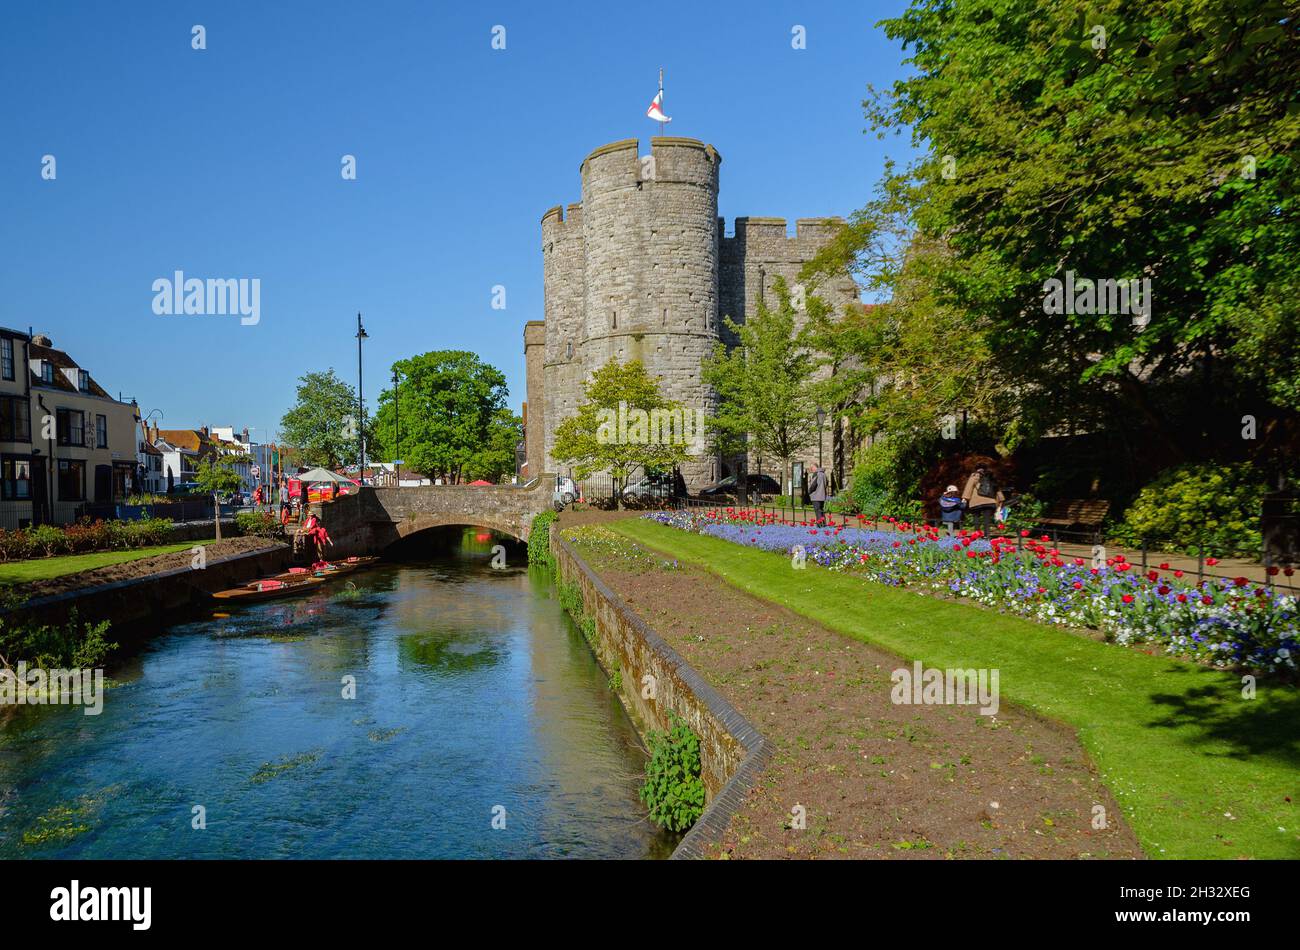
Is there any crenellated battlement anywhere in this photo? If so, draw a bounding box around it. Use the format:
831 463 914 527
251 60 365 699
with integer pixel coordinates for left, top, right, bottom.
526 137 856 491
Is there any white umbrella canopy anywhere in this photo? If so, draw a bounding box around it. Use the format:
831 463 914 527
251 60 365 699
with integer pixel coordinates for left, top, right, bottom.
297 467 355 484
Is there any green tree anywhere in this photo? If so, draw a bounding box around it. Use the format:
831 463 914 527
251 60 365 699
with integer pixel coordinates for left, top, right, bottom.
279 369 361 469
552 359 692 507
837 0 1299 475
702 278 821 495
369 351 512 484
195 453 249 540
464 407 523 483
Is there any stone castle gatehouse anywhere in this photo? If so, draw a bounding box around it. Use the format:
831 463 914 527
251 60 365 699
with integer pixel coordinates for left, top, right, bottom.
522 136 858 490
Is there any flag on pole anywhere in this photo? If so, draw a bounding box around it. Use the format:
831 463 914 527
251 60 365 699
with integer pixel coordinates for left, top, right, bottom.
646 89 671 124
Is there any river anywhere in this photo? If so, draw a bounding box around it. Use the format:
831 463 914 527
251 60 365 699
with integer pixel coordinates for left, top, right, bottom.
0 532 670 859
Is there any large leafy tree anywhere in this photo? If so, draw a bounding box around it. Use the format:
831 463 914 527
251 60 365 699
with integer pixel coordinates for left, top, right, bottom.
702 278 822 494
279 369 362 469
552 359 692 506
369 351 514 484
846 0 1299 471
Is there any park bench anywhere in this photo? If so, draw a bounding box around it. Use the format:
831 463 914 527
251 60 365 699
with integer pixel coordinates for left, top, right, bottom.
1037 498 1111 533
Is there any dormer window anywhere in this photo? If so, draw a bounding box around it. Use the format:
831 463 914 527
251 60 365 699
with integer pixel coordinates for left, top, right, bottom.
78 370 90 392
41 362 53 383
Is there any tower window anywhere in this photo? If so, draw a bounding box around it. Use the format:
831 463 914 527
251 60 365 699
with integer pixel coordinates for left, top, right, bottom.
566 342 573 359
662 308 668 326
611 311 617 330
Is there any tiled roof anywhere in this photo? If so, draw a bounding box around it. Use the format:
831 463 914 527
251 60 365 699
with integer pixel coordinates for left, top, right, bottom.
29 342 112 398
155 429 212 453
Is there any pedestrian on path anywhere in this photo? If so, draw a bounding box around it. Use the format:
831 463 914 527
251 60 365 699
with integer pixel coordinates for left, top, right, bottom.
939 484 965 537
809 462 828 524
961 465 1004 537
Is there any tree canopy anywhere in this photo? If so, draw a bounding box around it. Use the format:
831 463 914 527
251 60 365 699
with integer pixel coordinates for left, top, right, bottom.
369 351 516 484
552 359 693 500
808 0 1299 494
279 369 362 470
702 278 823 489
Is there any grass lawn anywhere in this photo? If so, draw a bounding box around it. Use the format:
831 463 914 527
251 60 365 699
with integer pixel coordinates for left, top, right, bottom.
610 518 1300 860
0 541 217 586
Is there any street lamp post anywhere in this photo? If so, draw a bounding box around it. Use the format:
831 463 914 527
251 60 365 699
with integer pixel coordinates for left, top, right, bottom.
356 313 368 485
392 367 400 487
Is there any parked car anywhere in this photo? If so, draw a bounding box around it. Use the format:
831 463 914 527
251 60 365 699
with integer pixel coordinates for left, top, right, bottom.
698 473 781 499
622 471 676 502
554 475 578 506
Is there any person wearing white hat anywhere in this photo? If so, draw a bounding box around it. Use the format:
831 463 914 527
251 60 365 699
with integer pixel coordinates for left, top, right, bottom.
939 483 965 536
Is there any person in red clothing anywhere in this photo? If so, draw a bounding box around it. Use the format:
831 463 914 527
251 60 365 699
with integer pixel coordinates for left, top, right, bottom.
300 511 332 558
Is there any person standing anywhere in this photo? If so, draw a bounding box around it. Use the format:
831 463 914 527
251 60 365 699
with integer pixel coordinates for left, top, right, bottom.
961 464 1004 536
809 462 828 524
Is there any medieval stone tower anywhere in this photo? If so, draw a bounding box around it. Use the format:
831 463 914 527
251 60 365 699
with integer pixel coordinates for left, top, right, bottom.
524 136 858 490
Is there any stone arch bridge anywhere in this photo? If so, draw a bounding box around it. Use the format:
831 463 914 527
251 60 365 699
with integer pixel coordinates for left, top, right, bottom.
309 478 554 558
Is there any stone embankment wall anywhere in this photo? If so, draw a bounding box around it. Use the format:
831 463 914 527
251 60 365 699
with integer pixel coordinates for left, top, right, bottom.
4 543 290 640
552 531 771 859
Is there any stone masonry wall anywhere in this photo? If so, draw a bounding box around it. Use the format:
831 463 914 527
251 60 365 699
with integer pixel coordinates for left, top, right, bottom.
528 136 857 491
553 530 771 858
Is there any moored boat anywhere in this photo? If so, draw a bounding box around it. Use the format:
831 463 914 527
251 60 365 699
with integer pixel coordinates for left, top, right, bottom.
211 574 328 603
273 556 380 583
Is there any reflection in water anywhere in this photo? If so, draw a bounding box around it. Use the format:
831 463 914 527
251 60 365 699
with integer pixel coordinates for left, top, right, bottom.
0 531 672 859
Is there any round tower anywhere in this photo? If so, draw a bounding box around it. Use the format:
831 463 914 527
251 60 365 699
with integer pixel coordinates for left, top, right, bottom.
540 203 586 474
578 136 722 487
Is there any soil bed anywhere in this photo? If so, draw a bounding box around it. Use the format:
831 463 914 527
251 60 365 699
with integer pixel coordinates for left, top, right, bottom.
561 518 1143 860
11 537 284 603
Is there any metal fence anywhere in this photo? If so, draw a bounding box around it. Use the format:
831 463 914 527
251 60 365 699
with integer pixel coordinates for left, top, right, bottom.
573 473 678 508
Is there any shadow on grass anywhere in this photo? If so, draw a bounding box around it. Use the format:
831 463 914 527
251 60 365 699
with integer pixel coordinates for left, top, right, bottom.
1146 667 1300 766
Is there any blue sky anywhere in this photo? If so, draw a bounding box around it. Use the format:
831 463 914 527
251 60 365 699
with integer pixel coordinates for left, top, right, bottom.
1 0 916 441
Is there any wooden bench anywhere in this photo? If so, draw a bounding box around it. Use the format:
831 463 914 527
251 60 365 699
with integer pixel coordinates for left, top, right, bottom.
1037 498 1111 531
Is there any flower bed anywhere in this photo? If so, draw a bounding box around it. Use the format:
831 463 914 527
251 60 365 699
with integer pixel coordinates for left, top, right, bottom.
644 508 1297 676
0 517 175 561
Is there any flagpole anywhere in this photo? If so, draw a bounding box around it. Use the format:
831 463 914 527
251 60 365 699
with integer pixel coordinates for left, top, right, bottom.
658 67 664 138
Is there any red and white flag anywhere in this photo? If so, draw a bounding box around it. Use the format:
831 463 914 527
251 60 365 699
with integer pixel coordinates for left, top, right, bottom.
646 89 671 124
